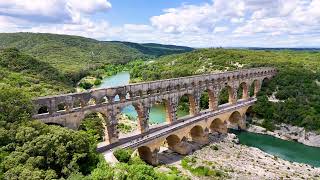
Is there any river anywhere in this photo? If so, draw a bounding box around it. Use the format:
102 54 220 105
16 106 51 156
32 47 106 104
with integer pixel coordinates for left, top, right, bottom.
99 72 320 167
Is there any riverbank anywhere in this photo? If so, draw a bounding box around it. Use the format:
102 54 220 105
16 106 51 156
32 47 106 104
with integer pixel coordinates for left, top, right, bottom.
158 133 320 179
247 123 320 148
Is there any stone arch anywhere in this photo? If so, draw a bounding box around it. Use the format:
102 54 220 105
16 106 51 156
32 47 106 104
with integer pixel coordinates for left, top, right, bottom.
138 146 158 165
190 125 204 139
130 103 149 133
210 118 227 133
73 98 83 109
237 82 249 100
199 88 217 111
189 125 208 145
177 93 198 117
88 98 96 106
57 103 68 111
244 106 254 124
38 106 49 114
218 85 235 105
166 134 181 148
228 111 245 130
82 109 118 144
249 79 260 97
262 77 270 88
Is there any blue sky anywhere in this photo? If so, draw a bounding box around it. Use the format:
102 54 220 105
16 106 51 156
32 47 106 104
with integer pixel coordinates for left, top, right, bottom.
104 0 212 25
0 0 320 47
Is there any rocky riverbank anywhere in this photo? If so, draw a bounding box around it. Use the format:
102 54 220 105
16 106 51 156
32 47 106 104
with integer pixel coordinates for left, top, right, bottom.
247 124 320 148
158 133 320 180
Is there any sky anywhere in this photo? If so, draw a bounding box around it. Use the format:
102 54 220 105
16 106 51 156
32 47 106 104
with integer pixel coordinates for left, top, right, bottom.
0 0 320 47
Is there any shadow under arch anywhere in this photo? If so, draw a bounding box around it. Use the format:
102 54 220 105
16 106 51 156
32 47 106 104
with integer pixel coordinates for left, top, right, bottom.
228 111 244 130
45 122 64 127
210 118 226 133
138 146 157 165
166 134 181 148
190 125 204 140
244 106 254 124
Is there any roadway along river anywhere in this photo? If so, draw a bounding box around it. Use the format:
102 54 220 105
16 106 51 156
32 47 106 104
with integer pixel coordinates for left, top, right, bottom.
98 71 320 167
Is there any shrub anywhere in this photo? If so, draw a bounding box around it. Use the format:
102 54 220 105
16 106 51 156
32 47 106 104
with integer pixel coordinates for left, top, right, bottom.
113 149 133 163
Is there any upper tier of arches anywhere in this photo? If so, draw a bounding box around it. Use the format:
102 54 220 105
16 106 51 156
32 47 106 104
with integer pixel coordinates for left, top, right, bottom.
33 68 276 118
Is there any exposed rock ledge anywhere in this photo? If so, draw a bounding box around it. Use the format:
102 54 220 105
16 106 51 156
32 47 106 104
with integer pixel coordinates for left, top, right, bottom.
247 124 320 148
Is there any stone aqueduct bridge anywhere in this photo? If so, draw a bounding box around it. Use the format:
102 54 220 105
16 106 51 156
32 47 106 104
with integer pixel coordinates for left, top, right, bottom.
32 67 276 165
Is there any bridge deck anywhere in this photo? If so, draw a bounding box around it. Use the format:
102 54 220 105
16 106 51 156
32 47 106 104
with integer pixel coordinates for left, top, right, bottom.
97 98 256 153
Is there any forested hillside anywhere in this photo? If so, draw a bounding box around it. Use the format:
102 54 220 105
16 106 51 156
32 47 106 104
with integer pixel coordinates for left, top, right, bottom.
128 49 320 132
0 33 193 84
0 48 73 96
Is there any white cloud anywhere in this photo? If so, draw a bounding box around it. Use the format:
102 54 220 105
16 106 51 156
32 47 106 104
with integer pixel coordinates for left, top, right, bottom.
0 0 320 47
0 0 111 23
213 26 229 33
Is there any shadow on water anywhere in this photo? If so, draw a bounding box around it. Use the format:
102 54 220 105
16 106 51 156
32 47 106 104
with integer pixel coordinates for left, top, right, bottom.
230 129 320 167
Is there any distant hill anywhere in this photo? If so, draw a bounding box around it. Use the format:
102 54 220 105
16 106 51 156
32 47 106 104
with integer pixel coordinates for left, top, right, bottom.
0 33 193 82
110 41 194 57
0 33 192 86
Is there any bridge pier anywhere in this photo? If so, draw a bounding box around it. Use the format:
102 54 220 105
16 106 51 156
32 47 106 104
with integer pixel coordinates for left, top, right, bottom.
104 112 119 144
165 99 178 123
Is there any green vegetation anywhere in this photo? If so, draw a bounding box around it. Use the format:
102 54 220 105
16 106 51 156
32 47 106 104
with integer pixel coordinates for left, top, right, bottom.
0 48 73 96
0 87 100 179
113 149 134 163
78 113 105 141
0 33 192 88
110 149 187 179
128 48 320 132
117 123 133 133
181 156 227 178
0 33 194 179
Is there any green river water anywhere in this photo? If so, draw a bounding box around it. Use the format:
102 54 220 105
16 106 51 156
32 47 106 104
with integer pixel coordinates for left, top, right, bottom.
99 72 320 167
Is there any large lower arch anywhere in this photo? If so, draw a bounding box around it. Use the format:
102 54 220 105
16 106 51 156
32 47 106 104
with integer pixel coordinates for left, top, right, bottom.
165 134 192 155
138 146 158 165
210 118 227 134
228 111 245 130
190 125 208 145
166 134 181 148
244 106 254 124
